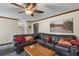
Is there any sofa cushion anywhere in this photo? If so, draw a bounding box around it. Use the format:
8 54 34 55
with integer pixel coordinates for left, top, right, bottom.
45 42 54 47
37 39 45 45
54 45 70 56
55 45 69 52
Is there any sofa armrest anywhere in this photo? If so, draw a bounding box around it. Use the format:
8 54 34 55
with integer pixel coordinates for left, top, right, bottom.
69 45 79 56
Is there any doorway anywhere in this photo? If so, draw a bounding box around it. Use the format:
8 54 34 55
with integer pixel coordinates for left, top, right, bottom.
33 23 39 35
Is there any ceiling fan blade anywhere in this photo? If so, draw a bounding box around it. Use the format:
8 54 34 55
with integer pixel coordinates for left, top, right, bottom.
34 10 44 13
32 3 37 8
24 3 30 8
11 3 24 9
18 11 25 13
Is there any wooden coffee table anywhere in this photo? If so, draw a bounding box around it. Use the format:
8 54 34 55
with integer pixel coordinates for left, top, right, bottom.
24 43 56 56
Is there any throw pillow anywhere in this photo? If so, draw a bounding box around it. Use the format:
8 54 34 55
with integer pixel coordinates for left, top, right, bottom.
63 38 71 42
44 36 52 42
16 37 26 42
24 36 34 42
71 41 79 45
57 43 71 48
58 40 72 46
25 36 34 40
47 37 52 42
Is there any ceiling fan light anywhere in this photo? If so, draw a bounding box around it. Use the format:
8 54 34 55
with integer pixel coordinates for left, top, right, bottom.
25 10 33 14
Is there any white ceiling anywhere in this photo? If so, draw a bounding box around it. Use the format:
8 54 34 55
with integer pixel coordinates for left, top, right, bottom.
0 3 79 21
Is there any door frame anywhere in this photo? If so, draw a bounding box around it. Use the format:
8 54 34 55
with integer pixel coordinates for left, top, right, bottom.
33 23 39 34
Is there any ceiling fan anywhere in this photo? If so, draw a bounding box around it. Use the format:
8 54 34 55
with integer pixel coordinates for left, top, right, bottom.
11 3 44 16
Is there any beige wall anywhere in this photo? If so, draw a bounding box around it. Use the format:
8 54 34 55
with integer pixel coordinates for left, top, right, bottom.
27 22 33 34
0 18 19 44
19 21 33 34
18 21 27 34
32 11 79 39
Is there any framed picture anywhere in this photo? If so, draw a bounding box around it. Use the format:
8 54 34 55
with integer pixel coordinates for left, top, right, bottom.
50 18 73 33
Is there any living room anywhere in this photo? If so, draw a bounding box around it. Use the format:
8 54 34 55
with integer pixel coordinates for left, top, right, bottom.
0 3 79 56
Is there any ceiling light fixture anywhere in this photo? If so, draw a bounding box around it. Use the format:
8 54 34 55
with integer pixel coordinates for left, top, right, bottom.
25 4 34 15
25 9 33 14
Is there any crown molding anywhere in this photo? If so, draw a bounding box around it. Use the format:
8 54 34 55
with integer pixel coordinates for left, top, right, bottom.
0 16 19 20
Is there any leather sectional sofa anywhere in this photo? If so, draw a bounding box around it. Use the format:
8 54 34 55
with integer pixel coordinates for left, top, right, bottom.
13 33 79 56
13 34 37 54
37 33 79 56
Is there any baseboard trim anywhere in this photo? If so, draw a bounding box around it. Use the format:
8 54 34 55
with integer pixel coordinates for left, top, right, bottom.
0 42 12 46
